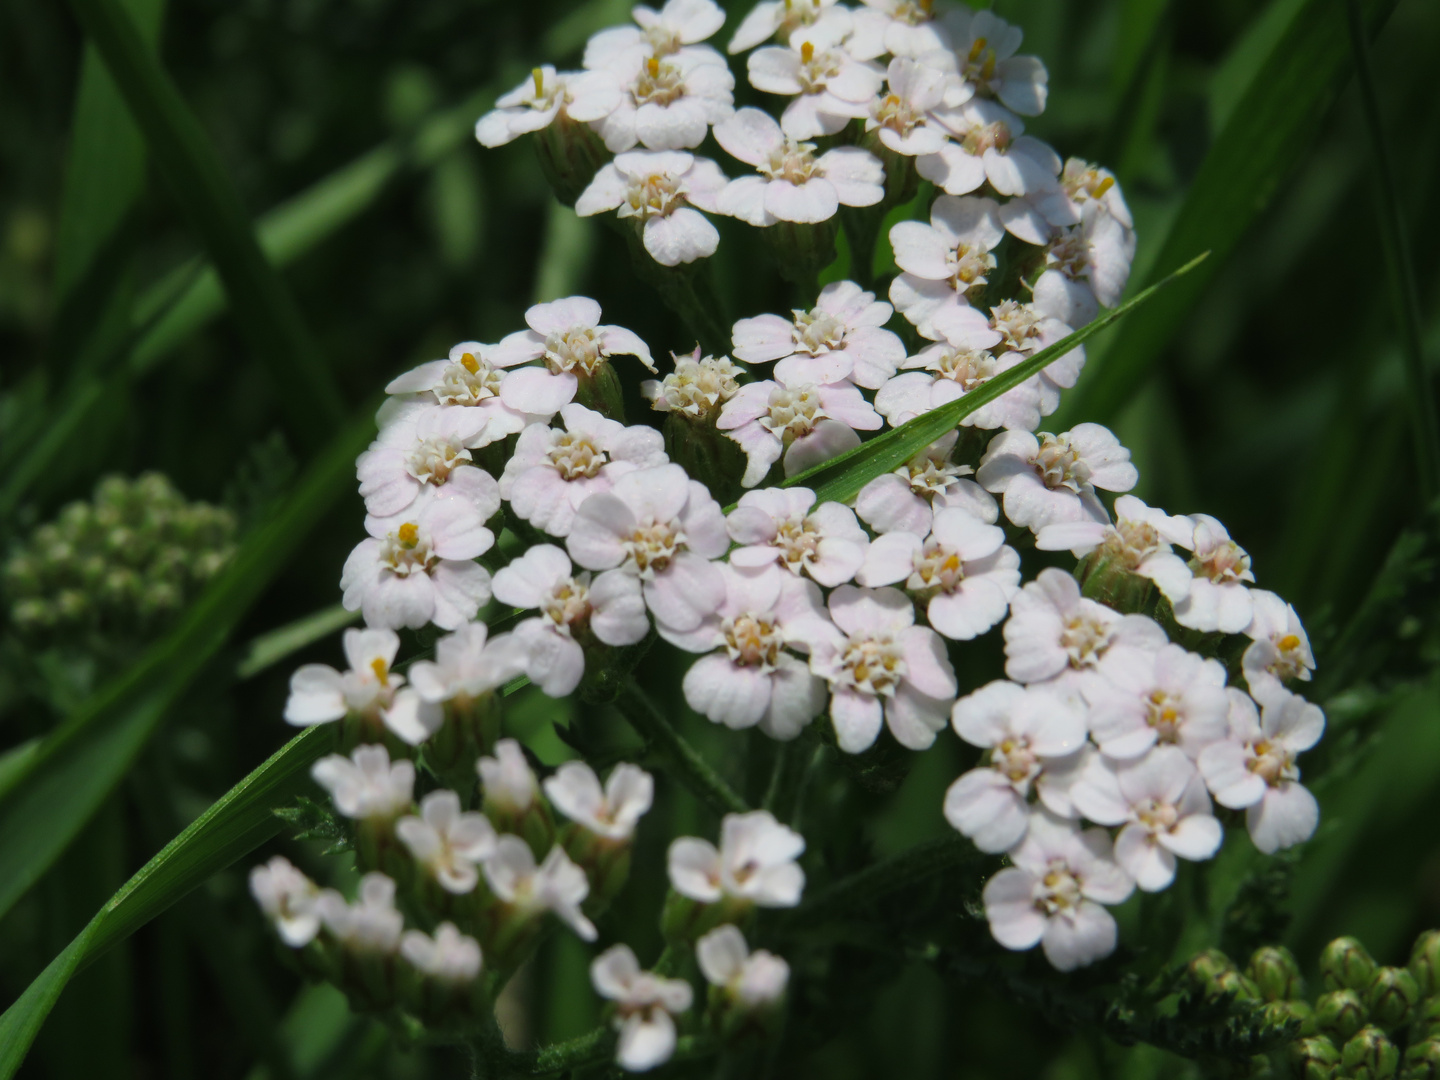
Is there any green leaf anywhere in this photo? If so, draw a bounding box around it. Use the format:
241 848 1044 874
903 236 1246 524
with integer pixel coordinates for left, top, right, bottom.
236 604 360 681
1055 0 1401 426
0 402 377 923
0 727 332 1080
775 253 1208 508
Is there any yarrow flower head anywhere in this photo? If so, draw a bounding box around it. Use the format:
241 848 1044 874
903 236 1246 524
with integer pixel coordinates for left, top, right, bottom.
475 65 622 147
250 856 321 947
482 836 598 941
855 431 998 536
641 348 744 420
591 944 695 1072
697 924 790 1010
1171 513 1257 634
731 280 905 389
888 194 1006 339
584 0 727 69
976 423 1137 533
717 374 882 488
544 761 655 841
592 50 735 154
400 923 483 984
576 150 728 266
668 810 806 908
311 744 415 821
746 19 885 140
284 627 437 743
384 342 530 446
725 486 868 587
316 872 406 954
396 789 498 894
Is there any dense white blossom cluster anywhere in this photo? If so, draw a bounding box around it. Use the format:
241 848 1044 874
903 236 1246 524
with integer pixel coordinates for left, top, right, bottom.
248 0 1326 1069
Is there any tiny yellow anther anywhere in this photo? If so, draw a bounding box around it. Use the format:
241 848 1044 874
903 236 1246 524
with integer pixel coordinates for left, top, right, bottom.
370 657 390 686
532 67 545 97
460 351 480 374
800 40 815 63
1093 176 1115 198
646 56 660 77
1278 634 1301 651
968 37 988 63
398 522 420 548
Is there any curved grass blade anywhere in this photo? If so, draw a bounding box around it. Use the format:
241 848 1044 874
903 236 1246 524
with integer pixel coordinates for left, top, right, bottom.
236 604 359 681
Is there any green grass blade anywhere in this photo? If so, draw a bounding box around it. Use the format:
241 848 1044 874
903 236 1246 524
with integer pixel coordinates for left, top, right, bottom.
0 727 331 1080
64 0 346 448
236 604 359 681
1055 0 1401 426
773 253 1207 508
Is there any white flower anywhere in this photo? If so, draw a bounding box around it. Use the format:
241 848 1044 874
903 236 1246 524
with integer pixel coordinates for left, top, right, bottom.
865 58 954 156
249 856 321 947
1242 589 1315 697
731 280 905 389
1071 747 1223 891
852 0 951 58
1002 568 1167 687
1198 686 1322 854
855 431 998 536
576 150 728 266
585 0 727 69
663 563 829 740
475 65 622 147
982 812 1133 971
1086 642 1229 761
981 295 1085 401
356 405 502 518
976 425 1137 533
917 99 1060 197
544 761 655 841
311 744 415 821
857 507 1021 641
1170 514 1256 634
667 810 806 907
591 944 695 1073
888 195 1005 339
729 0 841 54
567 463 730 632
1034 208 1135 323
383 343 531 446
493 545 649 696
488 298 658 418
696 924 790 1008
726 486 868 587
945 681 1088 853
936 7 1048 115
482 835 598 940
593 50 735 153
283 627 438 743
875 337 1048 433
396 789 498 894
341 491 494 632
408 623 527 710
641 348 745 419
717 376 882 488
747 21 885 140
316 872 404 953
715 108 883 226
499 403 668 538
1034 495 1195 607
802 584 958 752
1001 157 1133 243
400 923 483 984
477 738 541 817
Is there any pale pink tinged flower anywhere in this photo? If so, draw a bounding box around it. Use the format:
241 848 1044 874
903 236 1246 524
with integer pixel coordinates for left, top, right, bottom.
728 0 840 54
594 49 735 154
665 563 829 739
919 98 1060 197
642 349 745 419
726 485 868 587
1002 567 1166 686
408 623 527 720
802 584 958 752
865 58 953 156
356 406 502 518
715 108 883 227
857 506 1020 641
853 0 953 58
478 739 542 815
1086 642 1230 761
1241 589 1315 697
983 296 1085 401
976 424 1136 534
499 403 667 538
945 680 1088 852
544 761 654 841
576 150 728 266
316 872 405 953
747 22 885 141
585 0 728 69
937 7 1048 115
875 340 1046 432
1028 210 1135 328
396 789 499 894
1002 158 1135 244
475 65 623 147
717 377 882 488
667 810 806 906
697 924 790 1008
400 923 483 984
312 744 415 821
483 836 598 940
283 627 440 745
982 811 1133 971
250 856 321 947
1198 686 1323 854
1071 747 1222 891
732 280 905 390
591 944 694 1073
383 343 531 445
855 430 997 535
567 463 730 631
887 195 1005 339
1034 494 1195 606
1171 514 1256 634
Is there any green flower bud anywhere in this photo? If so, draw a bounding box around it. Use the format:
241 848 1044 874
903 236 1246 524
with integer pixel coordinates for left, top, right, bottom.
1315 990 1368 1042
1289 1036 1342 1080
1187 949 1236 988
55 589 88 623
1410 931 1440 997
1401 1039 1440 1080
1340 1026 1398 1080
1323 938 1378 993
1365 967 1421 1029
1249 945 1304 1001
1261 998 1311 1032
1413 996 1440 1042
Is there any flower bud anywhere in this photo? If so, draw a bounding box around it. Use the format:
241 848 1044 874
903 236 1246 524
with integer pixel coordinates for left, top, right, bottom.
1315 988 1367 1042
1402 1040 1440 1080
1261 998 1311 1032
1340 1026 1398 1080
1249 945 1304 1002
1322 937 1378 993
1413 997 1440 1042
1410 931 1440 997
1289 1036 1342 1080
1365 967 1421 1030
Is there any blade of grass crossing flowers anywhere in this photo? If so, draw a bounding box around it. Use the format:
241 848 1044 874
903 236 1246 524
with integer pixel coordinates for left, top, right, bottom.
773 253 1209 509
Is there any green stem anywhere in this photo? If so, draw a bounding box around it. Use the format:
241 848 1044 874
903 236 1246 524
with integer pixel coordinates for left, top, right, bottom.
615 683 749 816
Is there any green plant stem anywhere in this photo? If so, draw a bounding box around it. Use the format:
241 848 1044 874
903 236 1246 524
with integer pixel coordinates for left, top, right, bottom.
1344 0 1440 499
777 835 981 928
615 683 749 816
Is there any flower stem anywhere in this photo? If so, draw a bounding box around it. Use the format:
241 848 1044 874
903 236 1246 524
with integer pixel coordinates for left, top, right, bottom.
615 682 749 816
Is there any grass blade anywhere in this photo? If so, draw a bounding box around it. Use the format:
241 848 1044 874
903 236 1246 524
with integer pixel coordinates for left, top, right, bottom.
236 604 359 681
